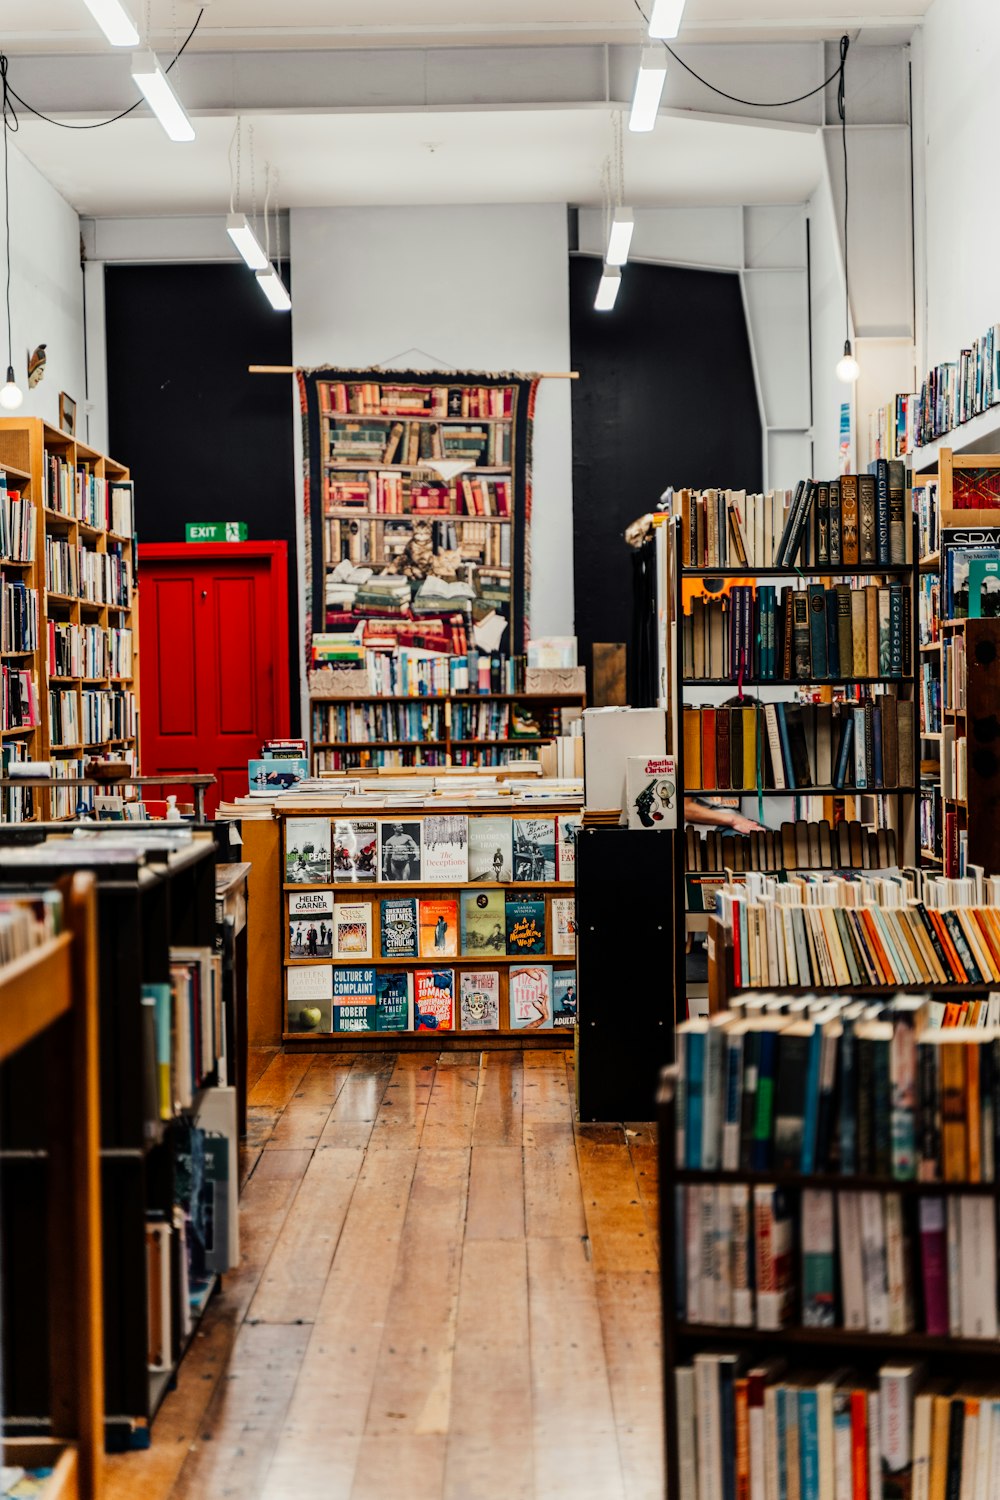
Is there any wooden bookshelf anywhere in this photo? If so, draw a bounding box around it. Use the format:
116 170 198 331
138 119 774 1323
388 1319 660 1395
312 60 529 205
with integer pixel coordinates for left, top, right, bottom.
0 418 139 822
276 803 579 1047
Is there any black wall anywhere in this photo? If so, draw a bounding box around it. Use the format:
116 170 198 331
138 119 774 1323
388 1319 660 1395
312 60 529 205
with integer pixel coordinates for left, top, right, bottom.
569 256 762 682
104 262 299 728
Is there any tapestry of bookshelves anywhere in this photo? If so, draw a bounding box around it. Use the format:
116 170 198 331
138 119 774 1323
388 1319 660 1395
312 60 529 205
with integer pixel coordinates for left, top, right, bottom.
278 804 579 1050
0 417 139 823
309 690 586 772
316 380 521 641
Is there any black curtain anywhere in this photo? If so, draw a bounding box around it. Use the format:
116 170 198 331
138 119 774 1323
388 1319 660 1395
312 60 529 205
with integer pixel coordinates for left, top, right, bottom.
628 538 659 707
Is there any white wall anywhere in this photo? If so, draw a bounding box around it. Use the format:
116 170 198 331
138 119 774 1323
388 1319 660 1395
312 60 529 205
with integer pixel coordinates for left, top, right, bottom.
808 167 852 477
289 203 573 639
4 141 86 436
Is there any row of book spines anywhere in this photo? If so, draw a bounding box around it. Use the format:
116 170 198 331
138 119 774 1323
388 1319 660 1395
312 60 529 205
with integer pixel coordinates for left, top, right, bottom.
319 381 515 419
684 823 897 877
722 898 1000 992
772 466 908 571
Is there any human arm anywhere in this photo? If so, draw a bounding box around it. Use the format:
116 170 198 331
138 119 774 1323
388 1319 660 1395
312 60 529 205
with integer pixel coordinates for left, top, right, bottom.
683 797 765 834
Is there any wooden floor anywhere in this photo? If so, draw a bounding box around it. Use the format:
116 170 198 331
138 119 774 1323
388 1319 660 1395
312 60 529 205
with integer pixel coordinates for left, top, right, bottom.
104 1048 663 1500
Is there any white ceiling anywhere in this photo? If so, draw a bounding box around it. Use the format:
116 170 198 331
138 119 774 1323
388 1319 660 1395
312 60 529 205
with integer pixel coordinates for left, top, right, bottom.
13 107 826 215
1 0 933 52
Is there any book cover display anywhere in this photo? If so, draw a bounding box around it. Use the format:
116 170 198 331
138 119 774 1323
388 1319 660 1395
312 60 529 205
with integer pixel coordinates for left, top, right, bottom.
418 897 459 958
288 891 334 958
334 902 372 959
380 897 418 958
626 755 678 830
332 966 377 1031
287 964 333 1033
333 818 377 882
249 757 309 792
512 817 556 881
460 890 506 956
552 968 577 1027
285 818 332 883
551 896 575 957
506 893 546 955
468 816 513 883
413 969 454 1030
509 964 553 1029
375 971 412 1031
556 814 580 881
378 820 423 881
459 971 501 1030
422 814 469 882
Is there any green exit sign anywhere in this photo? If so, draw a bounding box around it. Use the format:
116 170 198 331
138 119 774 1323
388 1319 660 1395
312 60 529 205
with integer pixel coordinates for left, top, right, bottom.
185 522 247 542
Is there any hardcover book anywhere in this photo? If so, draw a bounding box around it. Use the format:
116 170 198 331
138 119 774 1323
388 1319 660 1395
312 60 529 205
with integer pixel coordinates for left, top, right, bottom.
459 970 500 1031
551 967 578 1027
413 968 454 1031
509 964 553 1030
334 901 373 959
418 897 459 958
375 970 412 1031
460 889 506 956
512 817 556 882
285 817 332 883
556 814 581 881
421 813 469 882
551 896 576 956
286 963 333 1033
332 818 377 882
379 896 418 958
288 890 334 958
332 966 377 1032
468 816 513 883
505 892 546 955
378 819 423 881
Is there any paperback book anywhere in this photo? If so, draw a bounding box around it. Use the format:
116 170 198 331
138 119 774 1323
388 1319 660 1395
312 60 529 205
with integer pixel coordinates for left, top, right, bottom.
332 966 378 1032
468 816 513 882
459 970 501 1031
333 818 377 882
334 901 372 959
556 814 581 881
505 892 546 955
551 968 578 1027
378 819 423 881
380 896 418 958
285 817 332 883
421 813 469 882
288 890 334 958
460 889 507 956
509 964 553 1030
414 968 454 1031
249 757 308 792
286 964 333 1033
512 817 556 882
419 897 459 958
375 970 412 1031
551 896 575 956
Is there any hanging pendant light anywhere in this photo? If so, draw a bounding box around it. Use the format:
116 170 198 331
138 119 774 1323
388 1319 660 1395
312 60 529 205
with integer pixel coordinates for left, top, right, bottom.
1 73 23 410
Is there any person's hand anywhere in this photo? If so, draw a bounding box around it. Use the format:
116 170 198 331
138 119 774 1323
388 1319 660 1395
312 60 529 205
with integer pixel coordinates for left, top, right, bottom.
730 814 765 834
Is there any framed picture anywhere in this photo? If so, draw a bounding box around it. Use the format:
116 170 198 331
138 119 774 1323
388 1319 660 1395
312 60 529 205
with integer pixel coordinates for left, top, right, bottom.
59 392 76 436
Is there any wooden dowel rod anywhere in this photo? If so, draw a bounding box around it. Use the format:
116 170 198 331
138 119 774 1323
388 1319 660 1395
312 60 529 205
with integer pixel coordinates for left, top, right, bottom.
248 365 579 378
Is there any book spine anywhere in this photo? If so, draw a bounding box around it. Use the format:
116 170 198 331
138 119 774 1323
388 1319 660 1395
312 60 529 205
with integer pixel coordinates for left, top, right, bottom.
801 1188 836 1328
829 481 842 567
919 1196 949 1336
859 1189 890 1332
876 457 891 566
731 1184 754 1329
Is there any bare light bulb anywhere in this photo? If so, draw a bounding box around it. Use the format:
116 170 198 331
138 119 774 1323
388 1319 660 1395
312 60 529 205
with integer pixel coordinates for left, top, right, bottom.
0 366 24 410
836 339 860 384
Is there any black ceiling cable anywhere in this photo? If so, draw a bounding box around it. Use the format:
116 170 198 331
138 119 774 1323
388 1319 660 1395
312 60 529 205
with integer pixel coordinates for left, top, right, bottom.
0 6 204 132
630 0 849 111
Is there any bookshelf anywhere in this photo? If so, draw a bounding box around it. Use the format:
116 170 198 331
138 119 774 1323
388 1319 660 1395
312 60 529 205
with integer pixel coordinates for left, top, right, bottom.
0 418 139 822
276 802 580 1049
0 872 103 1500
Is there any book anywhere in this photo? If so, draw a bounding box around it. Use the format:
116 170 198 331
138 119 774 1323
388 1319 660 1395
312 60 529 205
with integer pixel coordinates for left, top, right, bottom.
509 964 553 1029
413 968 454 1030
286 963 334 1033
505 892 546 955
379 896 418 958
334 901 373 959
968 558 1000 618
552 967 578 1027
468 815 513 883
249 756 308 791
332 966 377 1031
557 814 581 881
375 970 412 1031
288 890 334 958
421 813 469 882
512 817 556 881
626 755 679 830
418 896 459 958
551 896 576 956
378 819 423 881
332 817 377 882
285 817 332 883
459 889 506 956
459 970 500 1030
801 1188 836 1328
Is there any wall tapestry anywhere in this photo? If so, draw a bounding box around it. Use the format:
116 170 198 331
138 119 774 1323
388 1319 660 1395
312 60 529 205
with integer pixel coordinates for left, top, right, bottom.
298 367 539 664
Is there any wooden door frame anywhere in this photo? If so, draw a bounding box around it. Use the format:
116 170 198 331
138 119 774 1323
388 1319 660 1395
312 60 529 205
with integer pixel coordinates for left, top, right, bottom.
137 541 292 739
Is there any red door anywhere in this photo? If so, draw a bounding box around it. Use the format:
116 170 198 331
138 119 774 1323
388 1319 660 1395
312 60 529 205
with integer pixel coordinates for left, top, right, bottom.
138 542 291 817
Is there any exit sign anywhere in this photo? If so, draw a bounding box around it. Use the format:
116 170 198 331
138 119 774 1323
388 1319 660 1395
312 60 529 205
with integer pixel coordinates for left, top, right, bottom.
186 522 247 542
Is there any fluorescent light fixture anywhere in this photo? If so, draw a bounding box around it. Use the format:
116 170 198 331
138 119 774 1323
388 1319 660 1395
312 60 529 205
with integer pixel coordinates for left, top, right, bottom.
131 50 195 142
606 208 635 267
629 47 668 133
256 264 292 312
82 0 139 46
648 0 686 39
226 213 269 271
594 265 622 313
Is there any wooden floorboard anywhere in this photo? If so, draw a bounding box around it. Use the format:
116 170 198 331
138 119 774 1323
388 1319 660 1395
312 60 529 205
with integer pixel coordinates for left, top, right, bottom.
103 1050 663 1500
